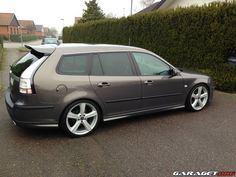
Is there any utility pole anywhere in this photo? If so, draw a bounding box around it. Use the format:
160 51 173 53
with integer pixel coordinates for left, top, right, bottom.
18 26 23 47
60 18 64 37
129 0 133 45
130 0 133 16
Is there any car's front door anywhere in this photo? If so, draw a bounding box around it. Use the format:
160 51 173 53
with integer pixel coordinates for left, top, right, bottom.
131 52 184 109
89 52 142 117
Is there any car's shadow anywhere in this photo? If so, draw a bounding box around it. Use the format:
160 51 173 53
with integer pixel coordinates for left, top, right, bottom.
98 108 187 130
10 108 190 139
11 126 66 139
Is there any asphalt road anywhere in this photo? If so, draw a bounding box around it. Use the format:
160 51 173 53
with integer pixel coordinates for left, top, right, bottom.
0 49 235 177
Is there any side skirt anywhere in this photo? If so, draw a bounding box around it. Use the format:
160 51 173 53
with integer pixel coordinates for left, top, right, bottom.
103 105 185 122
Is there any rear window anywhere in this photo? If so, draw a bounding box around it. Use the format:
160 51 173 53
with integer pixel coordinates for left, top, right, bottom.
44 38 58 44
57 54 89 75
11 50 44 77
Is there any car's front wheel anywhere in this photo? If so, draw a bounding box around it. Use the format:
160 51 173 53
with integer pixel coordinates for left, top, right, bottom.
60 100 101 137
186 84 209 111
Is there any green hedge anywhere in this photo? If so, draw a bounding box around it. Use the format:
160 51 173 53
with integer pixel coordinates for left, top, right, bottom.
63 2 236 92
10 34 38 42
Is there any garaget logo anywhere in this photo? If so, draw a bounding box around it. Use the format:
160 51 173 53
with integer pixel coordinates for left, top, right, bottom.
173 171 236 176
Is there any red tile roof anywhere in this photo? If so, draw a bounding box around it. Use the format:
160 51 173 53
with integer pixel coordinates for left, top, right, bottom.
0 13 18 26
18 20 36 30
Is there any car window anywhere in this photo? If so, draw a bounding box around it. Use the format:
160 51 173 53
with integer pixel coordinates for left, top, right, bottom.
91 55 103 75
43 38 58 44
46 38 56 43
132 52 170 76
11 50 44 77
99 53 134 76
58 54 88 75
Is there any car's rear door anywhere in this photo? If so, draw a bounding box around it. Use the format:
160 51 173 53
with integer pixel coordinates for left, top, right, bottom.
9 50 44 102
89 52 142 117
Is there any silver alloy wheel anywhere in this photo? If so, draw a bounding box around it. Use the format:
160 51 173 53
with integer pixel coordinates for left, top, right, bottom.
66 103 98 135
190 86 209 111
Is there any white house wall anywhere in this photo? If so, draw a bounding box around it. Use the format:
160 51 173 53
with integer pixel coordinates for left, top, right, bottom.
159 0 230 10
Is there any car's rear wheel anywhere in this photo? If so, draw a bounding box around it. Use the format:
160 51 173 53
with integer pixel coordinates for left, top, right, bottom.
60 100 101 137
186 84 209 111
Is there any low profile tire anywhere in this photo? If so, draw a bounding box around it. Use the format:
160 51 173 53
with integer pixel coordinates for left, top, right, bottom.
60 100 101 137
185 84 209 112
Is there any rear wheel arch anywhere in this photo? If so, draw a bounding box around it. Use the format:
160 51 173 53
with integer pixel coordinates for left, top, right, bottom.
59 98 103 123
59 98 103 137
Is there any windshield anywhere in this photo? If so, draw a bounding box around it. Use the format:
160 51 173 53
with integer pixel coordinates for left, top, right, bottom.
11 50 44 77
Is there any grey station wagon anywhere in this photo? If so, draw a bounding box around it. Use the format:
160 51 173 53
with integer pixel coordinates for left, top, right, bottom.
5 44 214 137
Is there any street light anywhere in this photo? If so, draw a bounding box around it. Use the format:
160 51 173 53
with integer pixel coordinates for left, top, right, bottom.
129 0 133 45
60 18 64 36
18 25 23 47
130 0 133 15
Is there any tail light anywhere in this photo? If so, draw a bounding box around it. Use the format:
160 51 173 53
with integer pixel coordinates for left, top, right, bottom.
19 56 47 95
19 78 33 94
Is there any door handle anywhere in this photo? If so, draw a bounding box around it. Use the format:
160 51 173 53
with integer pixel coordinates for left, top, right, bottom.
97 82 111 88
144 80 154 85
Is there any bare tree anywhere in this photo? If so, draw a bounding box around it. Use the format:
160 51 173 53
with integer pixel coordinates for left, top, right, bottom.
140 0 155 8
106 13 116 19
48 27 58 38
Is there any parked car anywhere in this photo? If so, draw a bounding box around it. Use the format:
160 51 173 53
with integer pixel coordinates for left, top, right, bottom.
5 44 214 137
41 37 60 45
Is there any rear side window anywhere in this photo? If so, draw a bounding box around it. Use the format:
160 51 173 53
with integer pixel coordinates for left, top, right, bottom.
11 50 44 77
98 53 134 76
58 54 89 75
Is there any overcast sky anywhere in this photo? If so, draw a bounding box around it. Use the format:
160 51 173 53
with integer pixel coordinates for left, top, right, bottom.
0 0 157 33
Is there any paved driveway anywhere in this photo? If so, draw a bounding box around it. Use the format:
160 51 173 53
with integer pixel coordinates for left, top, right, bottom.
0 49 235 177
3 40 42 48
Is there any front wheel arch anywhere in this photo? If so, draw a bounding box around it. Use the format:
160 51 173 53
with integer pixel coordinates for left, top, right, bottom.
185 83 210 112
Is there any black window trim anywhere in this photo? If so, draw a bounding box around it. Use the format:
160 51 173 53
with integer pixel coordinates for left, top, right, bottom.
56 53 92 76
89 53 104 76
130 51 173 76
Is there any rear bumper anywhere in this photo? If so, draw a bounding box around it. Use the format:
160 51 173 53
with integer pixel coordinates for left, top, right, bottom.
5 88 58 127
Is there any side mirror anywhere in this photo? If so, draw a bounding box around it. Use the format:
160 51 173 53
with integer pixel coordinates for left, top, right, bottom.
169 69 178 77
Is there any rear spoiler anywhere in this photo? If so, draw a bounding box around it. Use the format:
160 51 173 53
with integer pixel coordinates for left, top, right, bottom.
25 44 57 55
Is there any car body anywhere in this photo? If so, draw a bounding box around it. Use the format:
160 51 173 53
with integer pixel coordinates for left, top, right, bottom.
5 44 214 137
41 37 60 45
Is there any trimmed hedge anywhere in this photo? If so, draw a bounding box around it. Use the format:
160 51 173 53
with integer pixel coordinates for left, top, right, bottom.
63 2 236 92
10 34 38 42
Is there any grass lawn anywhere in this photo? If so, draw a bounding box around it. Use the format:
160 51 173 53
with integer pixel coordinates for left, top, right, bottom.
0 47 6 94
17 47 30 53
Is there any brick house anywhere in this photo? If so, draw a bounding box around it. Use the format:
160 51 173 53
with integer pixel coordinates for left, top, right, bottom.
43 27 50 37
0 13 19 39
74 17 81 24
18 20 36 35
34 25 44 38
